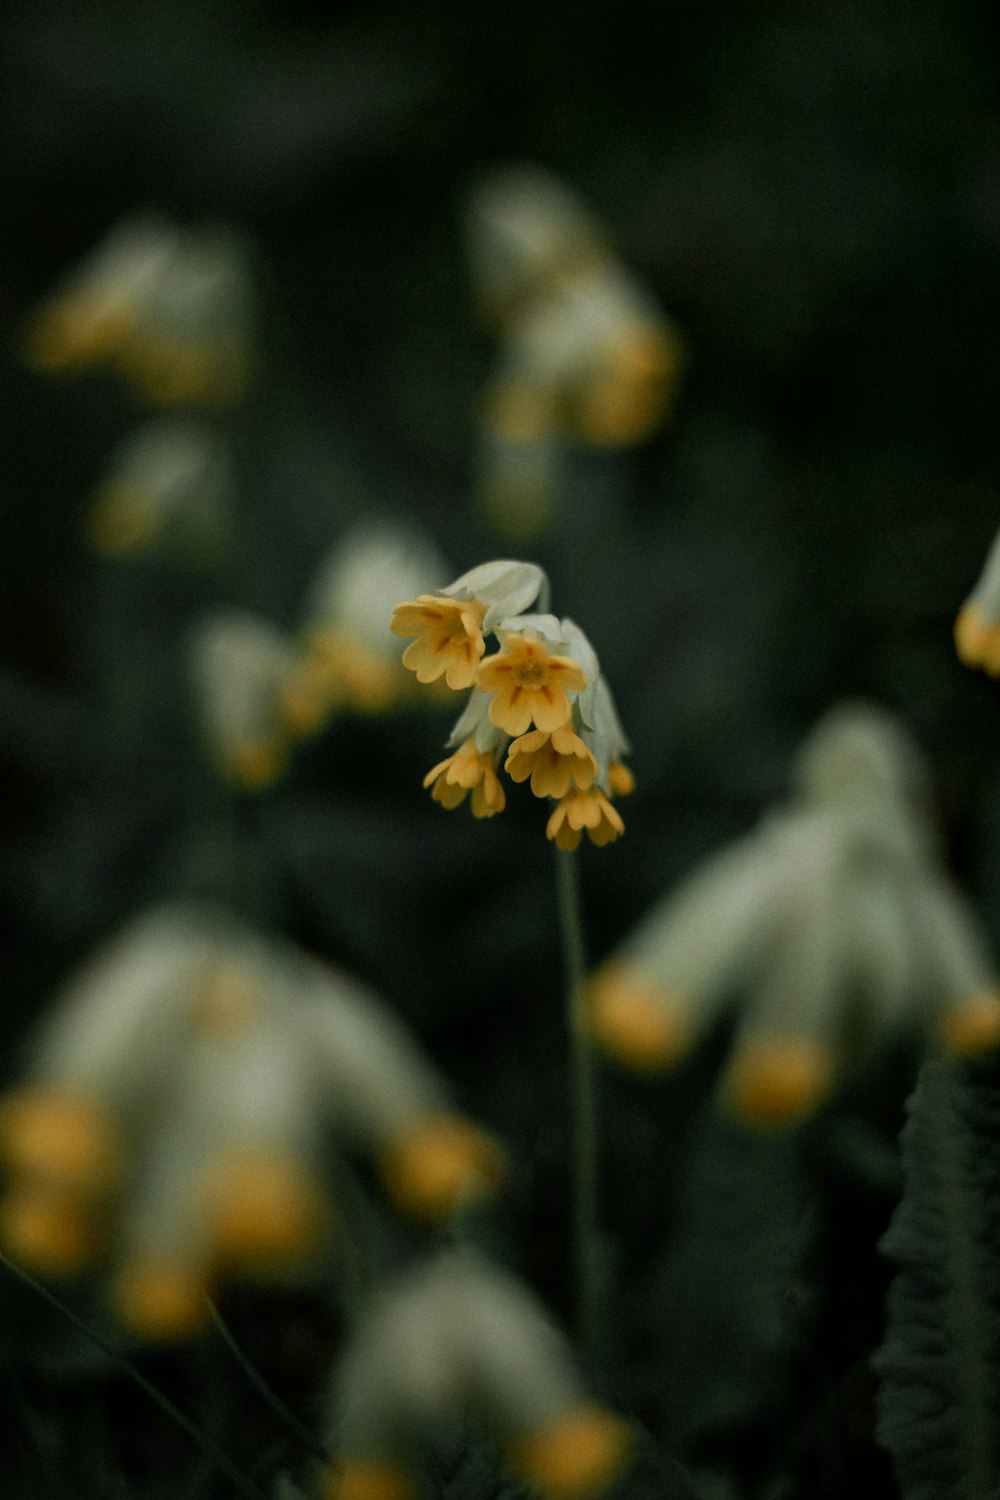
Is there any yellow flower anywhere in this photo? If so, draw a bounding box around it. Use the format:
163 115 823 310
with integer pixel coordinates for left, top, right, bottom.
546 788 624 851
722 1037 836 1128
954 601 1000 676
322 1462 418 1500
112 1259 213 1342
608 761 635 797
390 596 486 690
583 963 690 1072
423 737 506 817
506 1403 634 1499
202 1149 329 1276
936 987 1000 1054
478 633 587 735
505 726 597 799
378 1112 506 1222
574 323 681 449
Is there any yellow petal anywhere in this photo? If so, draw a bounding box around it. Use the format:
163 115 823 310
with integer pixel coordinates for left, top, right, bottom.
321 1461 418 1500
724 1037 835 1128
507 1404 633 1499
379 1113 506 1222
584 964 689 1071
938 989 1000 1055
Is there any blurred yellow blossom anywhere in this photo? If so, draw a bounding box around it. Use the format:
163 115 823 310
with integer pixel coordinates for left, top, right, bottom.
466 166 682 535
0 904 506 1337
25 215 256 407
586 704 1000 1126
321 1249 633 1500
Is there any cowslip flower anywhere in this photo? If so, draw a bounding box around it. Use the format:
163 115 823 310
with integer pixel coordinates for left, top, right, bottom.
282 522 450 735
390 559 545 691
0 904 506 1339
189 609 296 790
585 704 1000 1125
954 524 1000 675
395 563 632 849
86 419 234 563
466 165 610 327
320 1249 633 1500
25 215 255 407
466 166 682 534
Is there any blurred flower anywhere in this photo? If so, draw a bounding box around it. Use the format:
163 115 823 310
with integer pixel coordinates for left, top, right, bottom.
466 165 610 326
189 609 296 791
0 904 505 1338
321 1248 633 1500
466 166 682 535
25 215 255 406
954 526 1000 674
395 563 632 848
283 522 451 735
86 419 235 563
586 704 1000 1125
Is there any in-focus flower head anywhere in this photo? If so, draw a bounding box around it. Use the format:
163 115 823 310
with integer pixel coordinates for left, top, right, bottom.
189 609 295 790
954 526 1000 676
87 419 234 564
546 788 625 853
321 1248 633 1500
479 623 588 737
585 702 1000 1126
506 726 598 799
0 904 506 1337
395 562 631 846
390 594 487 691
391 559 547 693
25 215 256 407
424 736 506 818
283 521 450 733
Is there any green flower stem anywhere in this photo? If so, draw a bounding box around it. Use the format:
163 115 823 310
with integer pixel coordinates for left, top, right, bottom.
554 844 601 1378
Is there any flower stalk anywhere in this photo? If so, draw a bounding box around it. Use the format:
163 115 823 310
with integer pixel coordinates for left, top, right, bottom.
554 843 602 1380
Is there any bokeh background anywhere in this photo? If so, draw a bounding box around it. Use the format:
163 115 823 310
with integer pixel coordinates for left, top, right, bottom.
3 1 1000 1496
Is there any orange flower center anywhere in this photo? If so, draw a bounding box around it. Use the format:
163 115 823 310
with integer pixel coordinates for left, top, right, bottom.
514 660 546 686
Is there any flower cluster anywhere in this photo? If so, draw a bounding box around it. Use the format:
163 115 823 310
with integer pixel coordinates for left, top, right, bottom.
86 419 235 563
466 166 682 534
189 610 297 790
585 704 1000 1126
25 215 255 407
954 524 1000 675
188 521 450 791
281 521 451 734
391 561 633 849
321 1248 632 1500
0 904 503 1341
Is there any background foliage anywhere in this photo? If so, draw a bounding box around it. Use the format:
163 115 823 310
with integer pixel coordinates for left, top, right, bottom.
3 0 1000 1495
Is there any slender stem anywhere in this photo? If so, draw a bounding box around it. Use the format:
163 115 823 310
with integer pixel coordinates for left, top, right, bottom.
553 845 601 1378
0 1250 269 1500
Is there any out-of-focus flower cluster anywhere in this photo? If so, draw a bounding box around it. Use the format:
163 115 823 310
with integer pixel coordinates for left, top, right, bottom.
466 165 682 534
954 524 1000 675
391 560 634 849
86 419 236 564
0 904 503 1341
189 520 451 791
26 215 255 407
26 214 257 568
586 704 1000 1125
321 1249 633 1500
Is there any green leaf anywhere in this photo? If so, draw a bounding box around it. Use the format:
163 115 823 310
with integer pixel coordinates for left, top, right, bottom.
876 1054 1000 1500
